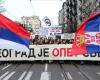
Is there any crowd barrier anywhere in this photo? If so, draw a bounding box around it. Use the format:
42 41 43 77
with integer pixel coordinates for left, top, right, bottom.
0 44 100 61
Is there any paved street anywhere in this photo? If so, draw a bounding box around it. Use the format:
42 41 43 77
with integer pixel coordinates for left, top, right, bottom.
0 62 100 80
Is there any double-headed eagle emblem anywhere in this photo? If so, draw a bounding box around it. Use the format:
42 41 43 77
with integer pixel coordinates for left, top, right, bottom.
76 34 86 47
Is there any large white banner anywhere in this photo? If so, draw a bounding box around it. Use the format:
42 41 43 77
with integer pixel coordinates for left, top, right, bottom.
0 44 100 61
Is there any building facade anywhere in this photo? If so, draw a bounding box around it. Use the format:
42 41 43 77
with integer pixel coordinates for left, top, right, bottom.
59 0 100 33
59 0 77 33
77 0 100 26
21 16 41 34
58 9 64 26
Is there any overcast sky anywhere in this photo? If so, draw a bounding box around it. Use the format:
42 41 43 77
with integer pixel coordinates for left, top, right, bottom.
3 0 65 25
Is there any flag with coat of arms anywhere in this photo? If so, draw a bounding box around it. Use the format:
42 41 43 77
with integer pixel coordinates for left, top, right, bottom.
71 11 100 55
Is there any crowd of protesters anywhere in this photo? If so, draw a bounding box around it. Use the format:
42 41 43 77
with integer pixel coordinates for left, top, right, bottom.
30 35 74 45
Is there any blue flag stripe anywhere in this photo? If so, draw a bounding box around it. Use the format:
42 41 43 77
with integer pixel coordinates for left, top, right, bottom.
86 44 100 53
85 15 100 32
0 27 29 47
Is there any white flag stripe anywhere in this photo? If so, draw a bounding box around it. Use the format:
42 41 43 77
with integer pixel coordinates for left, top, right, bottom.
0 39 29 52
24 72 33 80
40 72 51 80
0 71 9 80
85 32 100 45
3 71 15 80
18 71 27 80
2 64 11 70
66 72 73 80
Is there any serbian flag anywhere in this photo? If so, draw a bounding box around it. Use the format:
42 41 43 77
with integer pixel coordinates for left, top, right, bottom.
0 14 30 53
71 11 100 55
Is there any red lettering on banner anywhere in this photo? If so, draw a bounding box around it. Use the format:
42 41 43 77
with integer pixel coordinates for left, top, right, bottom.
60 48 66 57
67 48 72 56
52 48 59 57
52 48 77 57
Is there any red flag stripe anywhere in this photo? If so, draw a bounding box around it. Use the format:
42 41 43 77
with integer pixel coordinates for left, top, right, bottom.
0 14 30 39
